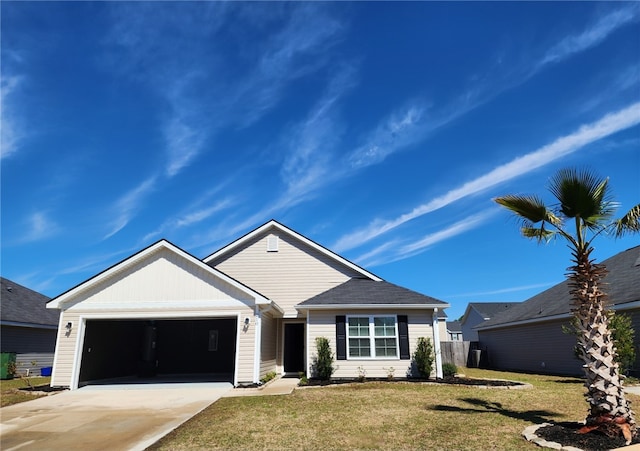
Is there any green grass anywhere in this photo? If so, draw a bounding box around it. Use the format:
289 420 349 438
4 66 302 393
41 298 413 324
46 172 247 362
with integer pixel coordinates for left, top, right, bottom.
150 368 639 450
1 377 51 407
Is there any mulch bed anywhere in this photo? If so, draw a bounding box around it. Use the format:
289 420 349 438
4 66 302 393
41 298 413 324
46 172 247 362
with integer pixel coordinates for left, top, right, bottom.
536 422 640 450
303 376 525 387
18 384 66 393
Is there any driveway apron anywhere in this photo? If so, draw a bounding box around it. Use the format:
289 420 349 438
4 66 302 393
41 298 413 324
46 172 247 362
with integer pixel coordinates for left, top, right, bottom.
0 383 232 451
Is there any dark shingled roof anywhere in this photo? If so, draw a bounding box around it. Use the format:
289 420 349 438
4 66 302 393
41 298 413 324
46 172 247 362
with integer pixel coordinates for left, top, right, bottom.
447 320 462 333
297 278 448 307
478 245 640 329
467 302 520 320
1 277 59 327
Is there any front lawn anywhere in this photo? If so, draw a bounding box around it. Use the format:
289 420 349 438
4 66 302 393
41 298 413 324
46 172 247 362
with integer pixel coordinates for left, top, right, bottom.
150 368 637 450
0 377 52 407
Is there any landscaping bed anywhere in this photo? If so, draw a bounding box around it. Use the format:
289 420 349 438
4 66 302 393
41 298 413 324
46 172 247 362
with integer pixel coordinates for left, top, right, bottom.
302 375 528 388
535 421 640 450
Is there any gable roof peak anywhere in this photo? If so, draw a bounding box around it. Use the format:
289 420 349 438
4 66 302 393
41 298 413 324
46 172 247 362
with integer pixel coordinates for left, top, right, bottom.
203 220 382 282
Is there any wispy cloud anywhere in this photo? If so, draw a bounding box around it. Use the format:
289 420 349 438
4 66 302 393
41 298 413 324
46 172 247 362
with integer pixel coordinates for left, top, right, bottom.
356 210 496 268
1 75 23 160
539 4 639 68
104 176 157 240
335 102 640 252
347 103 427 169
280 65 355 197
18 211 59 244
197 65 358 246
444 282 554 299
142 196 235 244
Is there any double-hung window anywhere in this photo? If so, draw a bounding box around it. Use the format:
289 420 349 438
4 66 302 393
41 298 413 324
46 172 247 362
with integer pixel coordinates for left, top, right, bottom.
347 315 398 358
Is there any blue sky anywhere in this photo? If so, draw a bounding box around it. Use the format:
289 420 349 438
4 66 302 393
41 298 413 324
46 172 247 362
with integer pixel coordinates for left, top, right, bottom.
2 2 639 320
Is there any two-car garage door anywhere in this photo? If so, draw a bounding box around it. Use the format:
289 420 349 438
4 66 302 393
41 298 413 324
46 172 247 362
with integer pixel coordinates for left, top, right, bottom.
78 318 237 386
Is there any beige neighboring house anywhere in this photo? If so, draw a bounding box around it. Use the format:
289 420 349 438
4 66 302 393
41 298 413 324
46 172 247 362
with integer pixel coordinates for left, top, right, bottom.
47 220 449 389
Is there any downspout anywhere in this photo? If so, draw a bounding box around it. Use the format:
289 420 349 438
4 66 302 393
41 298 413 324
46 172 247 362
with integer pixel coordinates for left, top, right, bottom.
253 305 262 384
433 307 443 379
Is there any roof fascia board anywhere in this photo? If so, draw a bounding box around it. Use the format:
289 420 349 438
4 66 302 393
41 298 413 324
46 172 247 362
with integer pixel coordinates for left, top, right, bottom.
48 240 269 309
296 303 450 310
475 300 640 331
203 220 382 282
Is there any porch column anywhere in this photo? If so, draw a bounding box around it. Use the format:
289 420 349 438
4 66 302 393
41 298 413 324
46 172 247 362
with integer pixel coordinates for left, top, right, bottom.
432 307 443 379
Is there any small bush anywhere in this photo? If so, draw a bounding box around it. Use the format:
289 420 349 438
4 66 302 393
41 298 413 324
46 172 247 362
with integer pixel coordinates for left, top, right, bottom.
311 337 335 380
412 337 434 378
260 371 277 384
442 363 458 378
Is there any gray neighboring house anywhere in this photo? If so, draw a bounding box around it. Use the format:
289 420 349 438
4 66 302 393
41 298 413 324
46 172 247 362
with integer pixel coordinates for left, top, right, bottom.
1 277 59 375
460 302 519 341
476 245 640 376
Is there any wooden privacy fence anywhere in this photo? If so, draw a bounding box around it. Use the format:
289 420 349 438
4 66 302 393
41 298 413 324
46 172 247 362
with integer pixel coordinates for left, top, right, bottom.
441 341 471 368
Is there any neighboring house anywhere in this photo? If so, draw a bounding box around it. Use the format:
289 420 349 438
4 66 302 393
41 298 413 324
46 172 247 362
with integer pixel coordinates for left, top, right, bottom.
476 245 640 376
47 220 449 389
460 302 519 341
446 321 462 341
1 277 59 375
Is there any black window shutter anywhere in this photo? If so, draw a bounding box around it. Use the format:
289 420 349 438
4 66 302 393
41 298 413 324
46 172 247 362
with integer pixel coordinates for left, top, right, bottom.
398 315 410 360
336 315 346 360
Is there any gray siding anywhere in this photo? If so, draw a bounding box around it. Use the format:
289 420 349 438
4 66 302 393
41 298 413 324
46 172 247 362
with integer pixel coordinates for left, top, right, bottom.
478 319 581 376
461 310 485 342
1 325 57 354
15 353 55 376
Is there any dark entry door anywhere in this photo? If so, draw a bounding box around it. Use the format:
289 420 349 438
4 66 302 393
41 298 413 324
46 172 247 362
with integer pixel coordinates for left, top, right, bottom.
284 323 305 373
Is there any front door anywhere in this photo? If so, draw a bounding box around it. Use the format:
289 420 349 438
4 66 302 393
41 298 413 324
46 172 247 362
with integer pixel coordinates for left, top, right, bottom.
284 323 305 374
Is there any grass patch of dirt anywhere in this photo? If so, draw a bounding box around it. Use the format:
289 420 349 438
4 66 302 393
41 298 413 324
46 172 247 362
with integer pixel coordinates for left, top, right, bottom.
0 377 52 407
150 368 633 450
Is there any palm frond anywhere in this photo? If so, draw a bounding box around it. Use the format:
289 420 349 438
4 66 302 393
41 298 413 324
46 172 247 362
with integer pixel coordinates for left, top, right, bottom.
494 194 550 224
549 168 614 226
521 226 556 243
614 204 640 238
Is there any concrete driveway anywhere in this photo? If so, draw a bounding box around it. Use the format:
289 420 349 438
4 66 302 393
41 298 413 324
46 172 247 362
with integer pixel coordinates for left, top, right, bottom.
0 382 232 451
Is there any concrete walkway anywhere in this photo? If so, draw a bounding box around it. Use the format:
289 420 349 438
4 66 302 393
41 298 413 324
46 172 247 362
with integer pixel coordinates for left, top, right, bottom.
0 382 232 451
224 377 300 397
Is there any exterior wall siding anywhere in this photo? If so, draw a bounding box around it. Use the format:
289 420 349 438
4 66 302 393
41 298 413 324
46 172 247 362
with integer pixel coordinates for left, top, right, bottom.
478 319 581 376
51 307 257 387
1 325 57 354
14 353 55 376
307 309 436 379
462 310 485 341
49 248 261 388
61 248 254 311
259 310 277 379
479 307 640 376
209 232 363 316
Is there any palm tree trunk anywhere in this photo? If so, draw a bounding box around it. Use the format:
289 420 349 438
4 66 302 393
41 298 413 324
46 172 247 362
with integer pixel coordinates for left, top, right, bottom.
569 247 636 440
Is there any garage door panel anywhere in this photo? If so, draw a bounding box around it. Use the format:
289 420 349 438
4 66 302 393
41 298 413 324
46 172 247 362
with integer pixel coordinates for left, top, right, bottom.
79 318 236 385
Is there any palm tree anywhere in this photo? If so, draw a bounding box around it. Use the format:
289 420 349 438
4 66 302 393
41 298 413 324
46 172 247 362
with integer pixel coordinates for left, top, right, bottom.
495 168 640 443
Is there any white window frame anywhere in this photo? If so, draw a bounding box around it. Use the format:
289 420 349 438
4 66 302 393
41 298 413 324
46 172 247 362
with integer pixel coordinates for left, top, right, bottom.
346 314 399 359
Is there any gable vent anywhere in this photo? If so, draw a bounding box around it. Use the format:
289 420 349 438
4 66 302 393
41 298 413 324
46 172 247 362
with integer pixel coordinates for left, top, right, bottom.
267 235 279 252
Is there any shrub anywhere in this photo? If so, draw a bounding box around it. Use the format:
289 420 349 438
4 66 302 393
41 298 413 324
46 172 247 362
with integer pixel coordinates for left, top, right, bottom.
311 337 335 380
442 362 458 378
413 337 434 378
260 371 277 384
